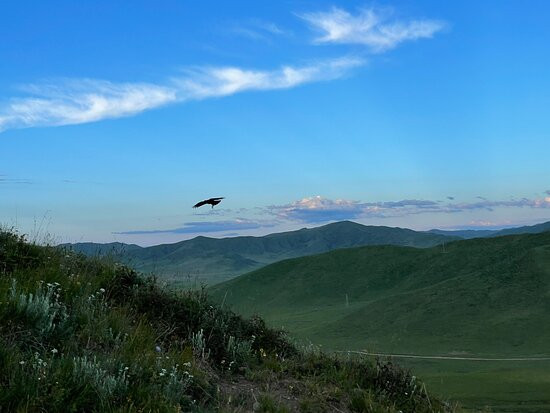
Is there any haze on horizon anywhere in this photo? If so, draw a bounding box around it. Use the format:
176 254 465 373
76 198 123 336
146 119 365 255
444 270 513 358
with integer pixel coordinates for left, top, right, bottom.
1 1 549 246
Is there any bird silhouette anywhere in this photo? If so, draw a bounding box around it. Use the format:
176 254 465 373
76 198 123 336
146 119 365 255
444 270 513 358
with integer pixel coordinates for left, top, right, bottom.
193 197 224 209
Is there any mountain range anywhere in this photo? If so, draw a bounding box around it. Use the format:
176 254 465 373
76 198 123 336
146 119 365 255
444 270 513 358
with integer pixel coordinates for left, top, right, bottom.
62 220 550 285
61 221 456 285
427 220 550 239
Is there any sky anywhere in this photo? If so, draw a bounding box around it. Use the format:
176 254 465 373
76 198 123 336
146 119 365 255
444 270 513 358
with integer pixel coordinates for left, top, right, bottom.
1 0 550 246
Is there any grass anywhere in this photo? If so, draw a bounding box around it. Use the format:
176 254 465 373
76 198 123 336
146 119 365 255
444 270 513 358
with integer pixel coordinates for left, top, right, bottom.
210 232 550 412
0 228 456 412
396 358 550 412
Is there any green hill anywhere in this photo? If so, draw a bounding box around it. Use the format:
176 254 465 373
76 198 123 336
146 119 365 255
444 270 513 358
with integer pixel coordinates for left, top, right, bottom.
63 221 456 285
492 220 550 237
210 232 550 411
211 231 550 354
0 229 453 413
58 241 143 255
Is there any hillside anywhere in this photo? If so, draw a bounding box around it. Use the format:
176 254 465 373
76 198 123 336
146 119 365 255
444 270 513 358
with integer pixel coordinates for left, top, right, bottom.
210 231 550 355
492 220 550 237
63 221 456 285
0 229 453 412
59 241 143 256
210 232 550 411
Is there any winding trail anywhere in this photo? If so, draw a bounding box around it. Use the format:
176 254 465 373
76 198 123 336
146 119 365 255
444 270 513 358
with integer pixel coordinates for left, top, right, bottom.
341 350 550 362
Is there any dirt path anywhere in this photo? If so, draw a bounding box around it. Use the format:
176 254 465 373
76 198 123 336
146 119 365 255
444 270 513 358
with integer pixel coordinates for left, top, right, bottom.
342 350 550 361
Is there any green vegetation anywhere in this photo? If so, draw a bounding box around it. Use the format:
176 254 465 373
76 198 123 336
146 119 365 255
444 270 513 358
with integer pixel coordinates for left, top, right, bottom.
63 221 456 286
210 232 550 411
0 229 455 412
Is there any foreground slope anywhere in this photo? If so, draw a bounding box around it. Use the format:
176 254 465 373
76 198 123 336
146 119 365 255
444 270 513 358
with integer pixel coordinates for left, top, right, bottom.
64 221 456 285
211 232 550 355
0 230 453 412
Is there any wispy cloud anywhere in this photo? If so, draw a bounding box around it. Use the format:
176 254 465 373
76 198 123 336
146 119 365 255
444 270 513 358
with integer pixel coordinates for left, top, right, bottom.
461 220 513 229
0 80 177 132
114 219 276 235
175 57 363 99
268 196 368 222
300 6 445 52
229 19 289 41
256 21 286 36
0 174 33 185
0 58 362 132
268 195 550 223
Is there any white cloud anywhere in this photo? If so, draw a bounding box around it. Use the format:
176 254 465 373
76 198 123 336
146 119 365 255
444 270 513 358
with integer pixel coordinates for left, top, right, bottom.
0 80 177 132
175 57 364 99
0 58 363 132
300 7 445 52
268 195 550 224
269 196 376 222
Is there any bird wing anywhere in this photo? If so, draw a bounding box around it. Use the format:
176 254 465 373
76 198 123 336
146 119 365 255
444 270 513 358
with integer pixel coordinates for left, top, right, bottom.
193 200 208 208
208 197 225 201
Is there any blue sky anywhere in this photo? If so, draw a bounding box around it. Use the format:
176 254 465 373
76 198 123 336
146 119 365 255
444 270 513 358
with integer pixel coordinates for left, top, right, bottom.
1 0 549 245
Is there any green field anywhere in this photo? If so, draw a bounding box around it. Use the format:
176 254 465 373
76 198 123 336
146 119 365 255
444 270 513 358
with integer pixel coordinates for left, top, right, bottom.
353 357 550 412
211 232 550 412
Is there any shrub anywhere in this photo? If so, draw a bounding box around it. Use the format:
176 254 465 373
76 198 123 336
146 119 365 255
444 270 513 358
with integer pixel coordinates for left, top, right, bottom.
8 279 68 338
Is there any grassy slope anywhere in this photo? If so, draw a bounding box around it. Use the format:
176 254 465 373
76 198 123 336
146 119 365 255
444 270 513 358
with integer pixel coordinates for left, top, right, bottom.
211 232 550 354
210 232 550 411
65 221 456 286
0 230 454 413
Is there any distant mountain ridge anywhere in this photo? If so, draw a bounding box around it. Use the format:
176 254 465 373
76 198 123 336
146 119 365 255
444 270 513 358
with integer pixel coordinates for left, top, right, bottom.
61 221 456 285
427 228 498 239
426 220 550 239
62 219 550 285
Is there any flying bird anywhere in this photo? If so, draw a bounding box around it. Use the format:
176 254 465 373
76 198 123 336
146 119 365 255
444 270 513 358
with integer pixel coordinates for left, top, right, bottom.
193 197 225 209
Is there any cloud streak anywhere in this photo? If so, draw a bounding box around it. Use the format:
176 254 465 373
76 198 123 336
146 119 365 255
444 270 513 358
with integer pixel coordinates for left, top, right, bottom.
0 174 33 185
114 219 276 235
268 195 550 223
174 57 363 99
0 58 363 132
300 7 445 52
229 19 289 41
